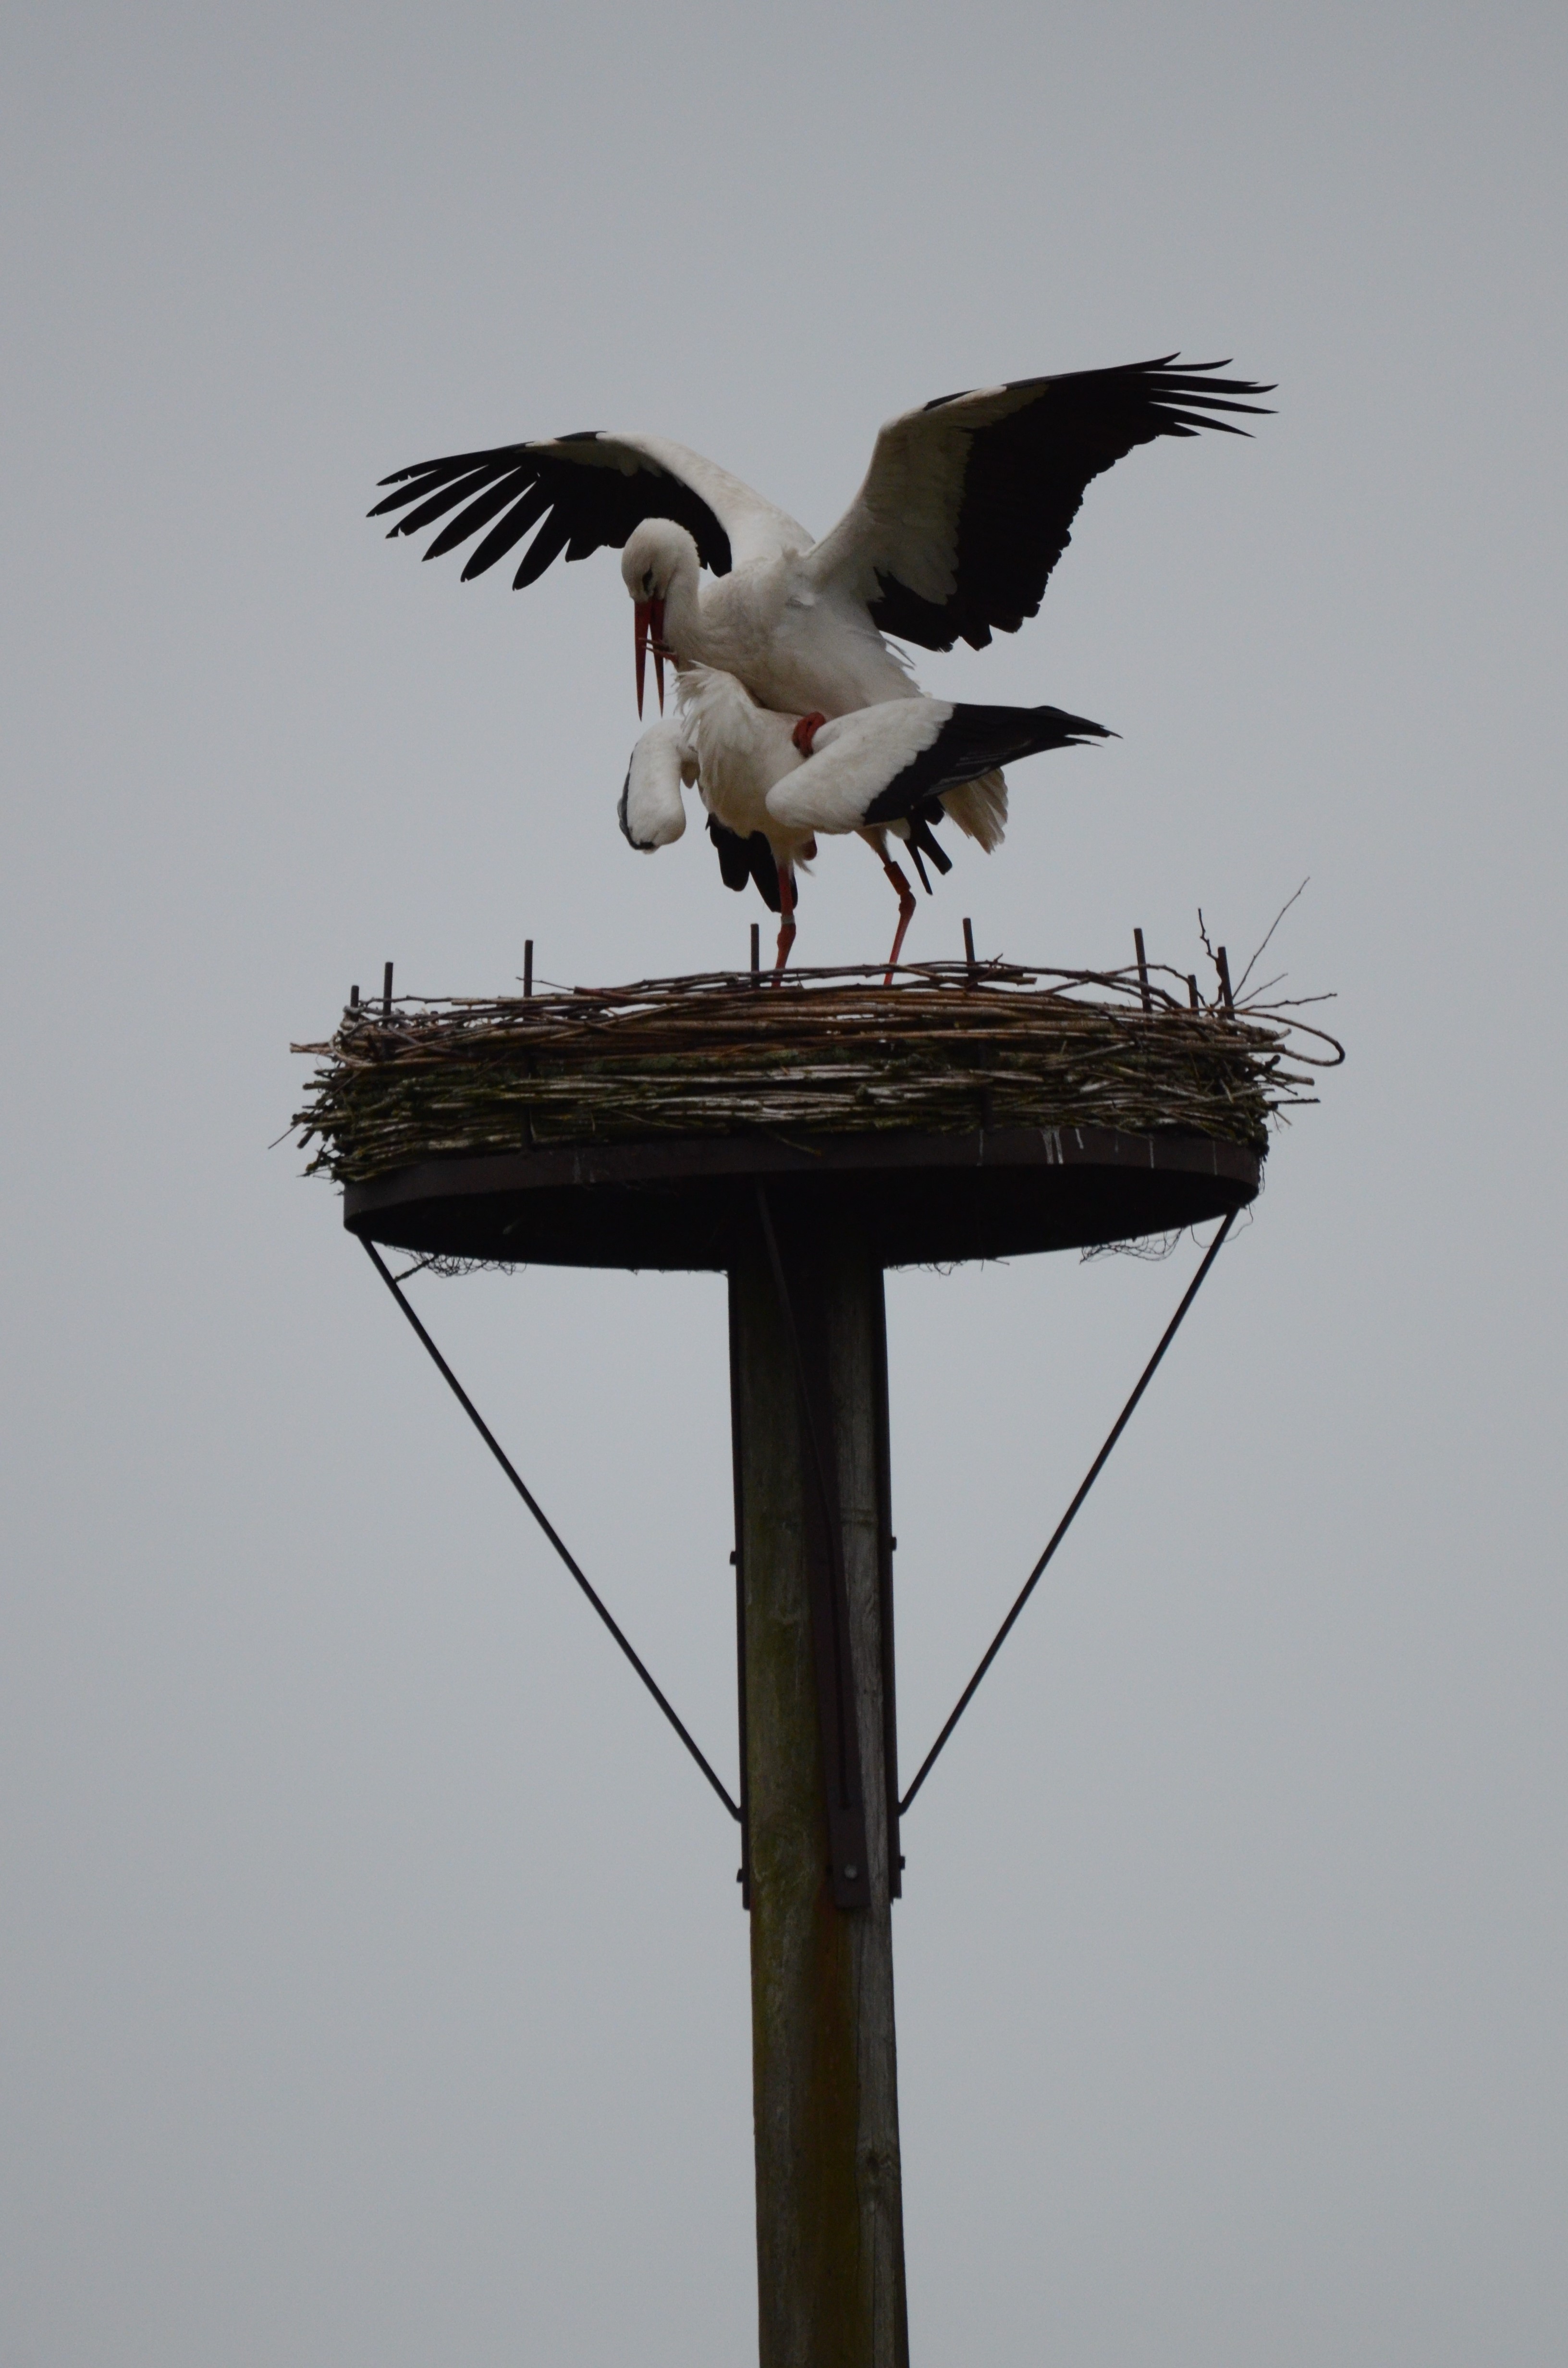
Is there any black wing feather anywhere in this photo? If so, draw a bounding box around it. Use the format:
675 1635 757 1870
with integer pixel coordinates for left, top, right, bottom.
463 482 553 579
513 514 574 590
370 435 734 587
384 464 499 542
870 357 1274 654
421 468 536 560
368 451 502 516
861 704 1112 827
905 809 953 885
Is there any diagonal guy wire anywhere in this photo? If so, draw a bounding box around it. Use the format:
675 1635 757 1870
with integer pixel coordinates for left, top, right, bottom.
899 1211 1236 1815
360 1237 740 1821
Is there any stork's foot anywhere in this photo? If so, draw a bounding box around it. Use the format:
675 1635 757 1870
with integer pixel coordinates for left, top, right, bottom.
772 918 797 976
882 861 918 982
792 711 828 758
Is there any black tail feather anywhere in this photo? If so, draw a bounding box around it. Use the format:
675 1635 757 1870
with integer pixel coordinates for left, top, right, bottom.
708 815 782 912
906 806 954 887
862 702 1115 831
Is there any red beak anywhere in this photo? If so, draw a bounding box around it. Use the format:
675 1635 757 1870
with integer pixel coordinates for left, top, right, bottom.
634 597 667 716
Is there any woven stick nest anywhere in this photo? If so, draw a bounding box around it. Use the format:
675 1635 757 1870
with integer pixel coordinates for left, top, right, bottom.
290 960 1341 1185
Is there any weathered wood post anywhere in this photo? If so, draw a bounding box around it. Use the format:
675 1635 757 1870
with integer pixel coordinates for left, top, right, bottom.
729 1199 908 2368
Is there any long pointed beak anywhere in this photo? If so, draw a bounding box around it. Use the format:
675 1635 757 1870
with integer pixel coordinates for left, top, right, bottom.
633 598 667 716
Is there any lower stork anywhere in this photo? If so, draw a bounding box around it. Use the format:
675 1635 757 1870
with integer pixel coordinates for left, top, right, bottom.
619 667 1111 976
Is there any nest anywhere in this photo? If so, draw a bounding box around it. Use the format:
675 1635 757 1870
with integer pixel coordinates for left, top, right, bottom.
291 959 1339 1186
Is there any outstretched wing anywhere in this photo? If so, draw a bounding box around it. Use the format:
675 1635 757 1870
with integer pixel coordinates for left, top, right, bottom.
805 357 1274 652
370 432 809 589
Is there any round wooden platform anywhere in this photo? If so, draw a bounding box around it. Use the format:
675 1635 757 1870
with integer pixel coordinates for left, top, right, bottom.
342 1123 1260 1270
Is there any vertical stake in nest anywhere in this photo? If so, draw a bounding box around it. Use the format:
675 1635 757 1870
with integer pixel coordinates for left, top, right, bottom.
1216 945 1235 1012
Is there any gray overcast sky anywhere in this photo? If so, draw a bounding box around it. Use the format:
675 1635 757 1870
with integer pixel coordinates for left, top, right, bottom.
3 3 1565 2362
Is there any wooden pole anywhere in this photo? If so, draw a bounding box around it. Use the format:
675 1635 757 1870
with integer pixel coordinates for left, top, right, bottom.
729 1216 908 2368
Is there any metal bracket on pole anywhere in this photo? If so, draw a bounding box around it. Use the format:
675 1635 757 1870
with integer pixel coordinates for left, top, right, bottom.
870 1277 901 1899
755 1187 873 1912
727 1279 753 1908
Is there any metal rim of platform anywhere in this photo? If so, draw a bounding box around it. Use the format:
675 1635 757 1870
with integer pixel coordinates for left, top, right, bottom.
343 1121 1261 1270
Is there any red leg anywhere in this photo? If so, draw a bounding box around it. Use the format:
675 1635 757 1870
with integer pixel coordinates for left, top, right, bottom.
772 861 797 977
792 711 827 757
882 859 917 982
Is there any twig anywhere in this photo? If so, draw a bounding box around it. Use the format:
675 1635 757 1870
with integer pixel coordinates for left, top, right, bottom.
1233 878 1309 1001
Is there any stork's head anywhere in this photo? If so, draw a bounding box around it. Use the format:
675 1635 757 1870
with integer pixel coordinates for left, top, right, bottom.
621 519 699 715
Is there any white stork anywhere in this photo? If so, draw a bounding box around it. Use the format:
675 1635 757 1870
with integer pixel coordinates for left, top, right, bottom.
618 666 1111 976
371 357 1272 727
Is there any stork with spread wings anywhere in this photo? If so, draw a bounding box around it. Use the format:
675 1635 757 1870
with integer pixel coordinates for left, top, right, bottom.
370 357 1272 722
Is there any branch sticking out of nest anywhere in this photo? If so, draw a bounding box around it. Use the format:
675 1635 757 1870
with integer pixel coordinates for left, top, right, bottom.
290 957 1342 1186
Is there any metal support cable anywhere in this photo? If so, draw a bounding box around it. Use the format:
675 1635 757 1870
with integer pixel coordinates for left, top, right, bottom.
360 1237 741 1822
899 1211 1236 1815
